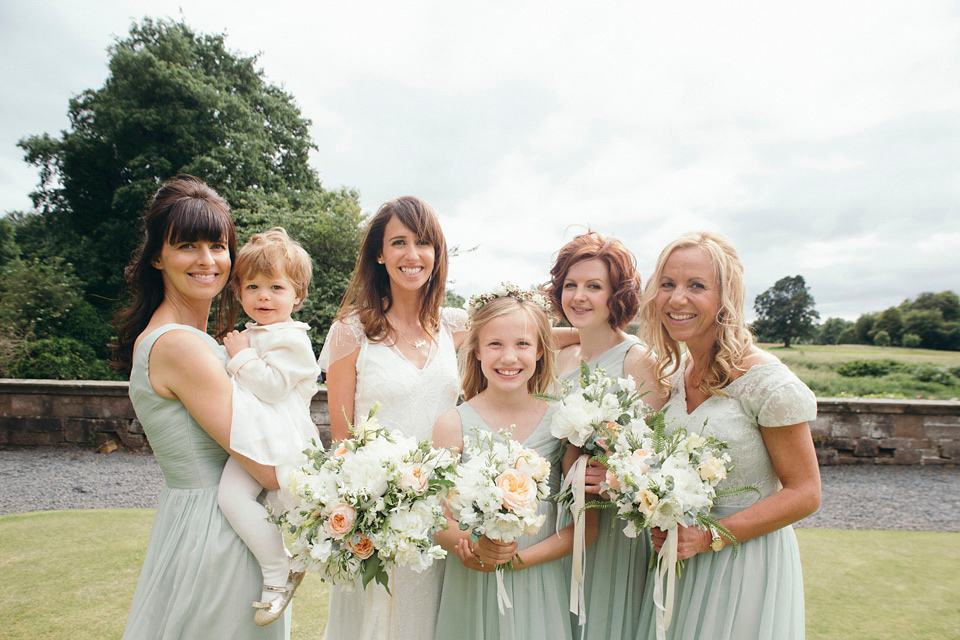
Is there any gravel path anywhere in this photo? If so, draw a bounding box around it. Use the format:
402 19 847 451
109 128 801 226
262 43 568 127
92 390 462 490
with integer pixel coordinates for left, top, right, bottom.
1 447 959 532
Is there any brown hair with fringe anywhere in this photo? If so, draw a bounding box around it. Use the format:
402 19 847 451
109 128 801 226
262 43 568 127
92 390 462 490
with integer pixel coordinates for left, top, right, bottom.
546 230 642 330
231 227 312 311
335 196 448 342
459 296 557 400
111 175 237 374
638 231 753 397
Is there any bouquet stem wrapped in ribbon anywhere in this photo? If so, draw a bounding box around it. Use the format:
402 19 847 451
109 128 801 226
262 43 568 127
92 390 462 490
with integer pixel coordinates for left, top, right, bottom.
276 404 456 640
446 427 551 615
548 361 654 626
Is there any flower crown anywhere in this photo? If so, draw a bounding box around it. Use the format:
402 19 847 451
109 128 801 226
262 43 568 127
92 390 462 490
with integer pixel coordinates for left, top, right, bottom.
464 282 551 318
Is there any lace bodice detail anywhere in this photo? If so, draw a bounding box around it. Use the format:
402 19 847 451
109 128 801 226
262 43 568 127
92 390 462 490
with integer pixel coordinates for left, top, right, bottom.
320 308 466 640
320 307 466 442
662 359 817 506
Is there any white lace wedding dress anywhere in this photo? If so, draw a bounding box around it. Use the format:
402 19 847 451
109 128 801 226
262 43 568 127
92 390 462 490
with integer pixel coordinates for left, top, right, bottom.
318 307 466 640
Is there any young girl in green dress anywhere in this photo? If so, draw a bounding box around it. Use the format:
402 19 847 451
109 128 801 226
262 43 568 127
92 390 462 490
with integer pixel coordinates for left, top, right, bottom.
432 290 598 640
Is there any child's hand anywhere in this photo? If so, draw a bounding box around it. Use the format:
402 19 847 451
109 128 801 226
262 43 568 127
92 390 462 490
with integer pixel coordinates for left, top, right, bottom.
223 330 250 359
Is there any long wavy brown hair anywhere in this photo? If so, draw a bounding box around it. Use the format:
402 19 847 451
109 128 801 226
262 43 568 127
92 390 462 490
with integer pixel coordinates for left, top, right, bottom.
111 175 237 374
335 196 448 341
638 231 753 397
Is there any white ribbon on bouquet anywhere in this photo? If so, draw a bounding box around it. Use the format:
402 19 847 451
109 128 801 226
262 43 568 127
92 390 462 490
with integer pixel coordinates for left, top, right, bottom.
559 453 590 628
358 570 398 640
652 527 679 640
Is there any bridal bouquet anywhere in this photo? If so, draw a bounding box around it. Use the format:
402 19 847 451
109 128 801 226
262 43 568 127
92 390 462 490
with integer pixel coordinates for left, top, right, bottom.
446 427 551 612
277 404 456 593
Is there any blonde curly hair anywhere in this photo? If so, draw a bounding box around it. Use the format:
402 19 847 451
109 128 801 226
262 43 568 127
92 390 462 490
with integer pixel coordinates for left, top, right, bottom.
638 231 753 397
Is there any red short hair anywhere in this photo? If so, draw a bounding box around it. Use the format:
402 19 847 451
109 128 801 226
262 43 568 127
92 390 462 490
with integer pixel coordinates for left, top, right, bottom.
546 231 641 330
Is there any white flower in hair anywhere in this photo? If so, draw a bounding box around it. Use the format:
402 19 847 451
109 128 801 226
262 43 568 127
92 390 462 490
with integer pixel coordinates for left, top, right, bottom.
465 281 552 318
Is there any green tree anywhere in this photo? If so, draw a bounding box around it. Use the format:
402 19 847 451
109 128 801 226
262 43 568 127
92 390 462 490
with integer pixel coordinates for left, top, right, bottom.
902 309 945 349
17 18 322 306
816 317 853 345
911 291 960 323
873 330 891 347
854 314 875 344
752 275 819 348
871 307 903 344
837 326 858 344
10 18 365 377
902 333 921 348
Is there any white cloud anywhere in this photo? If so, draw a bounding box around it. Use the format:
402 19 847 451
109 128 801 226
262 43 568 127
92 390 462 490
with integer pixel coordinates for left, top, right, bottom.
1 0 958 323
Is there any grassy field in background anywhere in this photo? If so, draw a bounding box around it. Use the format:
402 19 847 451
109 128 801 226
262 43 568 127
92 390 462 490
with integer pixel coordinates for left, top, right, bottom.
758 343 960 400
2 509 958 640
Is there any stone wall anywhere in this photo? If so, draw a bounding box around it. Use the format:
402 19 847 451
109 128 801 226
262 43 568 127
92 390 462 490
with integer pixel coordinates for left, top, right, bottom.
1 379 958 465
0 379 332 451
811 397 960 465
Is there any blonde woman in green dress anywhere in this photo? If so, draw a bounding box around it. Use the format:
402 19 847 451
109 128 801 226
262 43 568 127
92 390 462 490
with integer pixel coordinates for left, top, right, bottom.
635 231 820 640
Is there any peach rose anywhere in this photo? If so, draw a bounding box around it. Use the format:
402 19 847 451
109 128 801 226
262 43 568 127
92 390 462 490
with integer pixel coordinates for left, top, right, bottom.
629 449 651 475
324 503 357 539
333 442 349 458
634 488 659 517
348 534 375 560
514 449 550 481
400 463 430 495
605 468 621 492
496 468 537 511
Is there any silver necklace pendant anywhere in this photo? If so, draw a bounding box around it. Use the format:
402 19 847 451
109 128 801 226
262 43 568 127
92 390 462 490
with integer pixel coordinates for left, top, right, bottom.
413 339 427 349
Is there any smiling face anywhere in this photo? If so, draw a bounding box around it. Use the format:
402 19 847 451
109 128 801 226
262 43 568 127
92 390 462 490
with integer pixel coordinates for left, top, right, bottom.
239 270 300 326
561 258 613 330
379 215 436 295
153 238 231 303
475 309 542 395
655 245 721 351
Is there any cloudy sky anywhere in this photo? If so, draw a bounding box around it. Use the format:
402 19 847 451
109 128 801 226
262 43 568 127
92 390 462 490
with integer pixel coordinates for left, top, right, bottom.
2 1 958 321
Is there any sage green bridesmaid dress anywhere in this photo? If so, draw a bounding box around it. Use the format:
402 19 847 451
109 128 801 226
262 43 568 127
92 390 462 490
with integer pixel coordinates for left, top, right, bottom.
122 324 286 640
433 403 573 640
559 336 652 640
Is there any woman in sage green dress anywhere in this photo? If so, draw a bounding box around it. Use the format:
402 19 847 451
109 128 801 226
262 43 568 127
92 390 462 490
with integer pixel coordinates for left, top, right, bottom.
113 175 288 639
545 231 669 640
635 231 821 640
432 292 597 640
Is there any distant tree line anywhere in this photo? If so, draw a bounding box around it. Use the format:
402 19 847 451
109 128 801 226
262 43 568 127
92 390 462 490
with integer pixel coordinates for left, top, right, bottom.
0 19 364 379
814 291 960 350
749 275 958 352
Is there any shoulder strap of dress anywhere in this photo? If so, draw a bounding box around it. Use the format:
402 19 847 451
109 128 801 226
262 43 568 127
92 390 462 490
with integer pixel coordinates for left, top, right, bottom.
134 324 209 368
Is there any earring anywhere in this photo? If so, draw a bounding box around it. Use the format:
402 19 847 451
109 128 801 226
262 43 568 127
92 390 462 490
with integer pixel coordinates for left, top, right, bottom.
377 257 384 264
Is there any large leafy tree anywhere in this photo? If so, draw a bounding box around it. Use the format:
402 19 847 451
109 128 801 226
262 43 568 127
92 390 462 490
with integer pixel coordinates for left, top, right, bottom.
751 275 819 348
8 18 364 378
17 18 328 306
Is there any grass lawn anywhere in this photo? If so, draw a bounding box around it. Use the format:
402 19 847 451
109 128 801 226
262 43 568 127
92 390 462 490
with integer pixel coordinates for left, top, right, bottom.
2 509 958 639
758 343 960 400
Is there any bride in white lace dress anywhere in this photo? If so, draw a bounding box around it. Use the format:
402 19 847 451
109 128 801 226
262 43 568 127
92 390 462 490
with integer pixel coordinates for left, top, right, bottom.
318 197 467 640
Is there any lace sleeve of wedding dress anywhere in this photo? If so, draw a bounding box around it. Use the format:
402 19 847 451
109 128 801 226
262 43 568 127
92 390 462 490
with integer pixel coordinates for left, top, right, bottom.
740 364 818 428
317 314 366 372
440 306 469 334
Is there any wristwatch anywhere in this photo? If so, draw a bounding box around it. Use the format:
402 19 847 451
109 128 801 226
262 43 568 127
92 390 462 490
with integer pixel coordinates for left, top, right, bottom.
708 526 724 552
